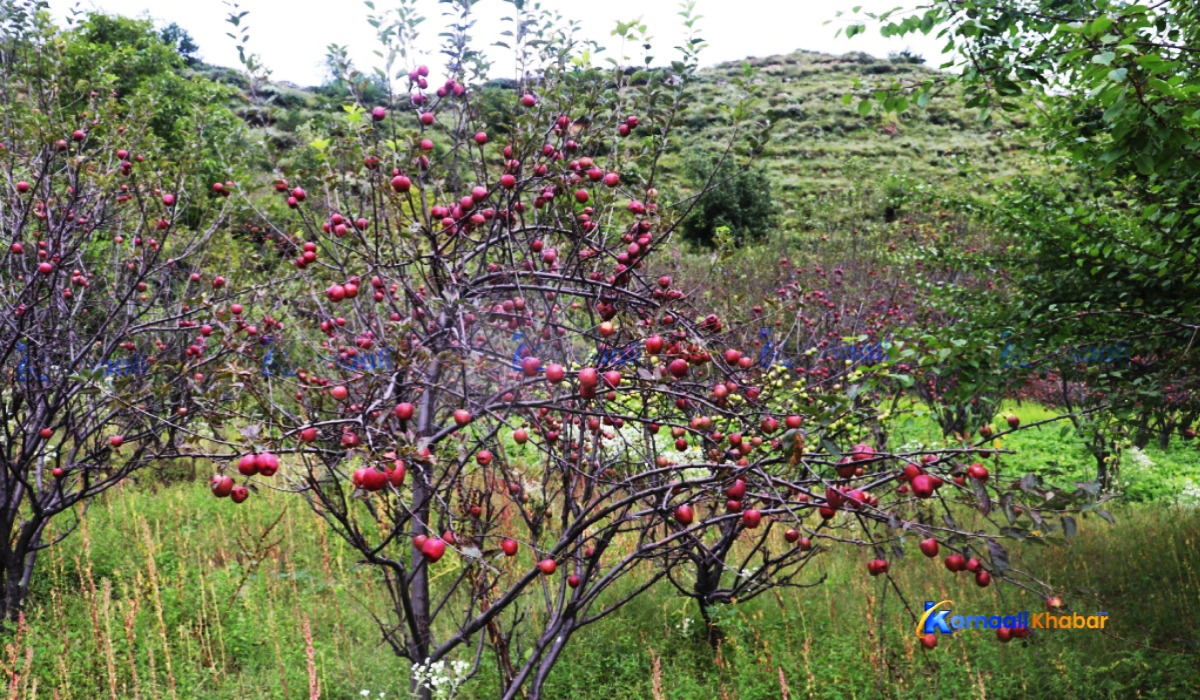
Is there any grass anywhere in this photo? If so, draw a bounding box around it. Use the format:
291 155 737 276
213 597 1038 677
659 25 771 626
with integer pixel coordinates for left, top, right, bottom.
888 402 1200 505
6 427 1199 699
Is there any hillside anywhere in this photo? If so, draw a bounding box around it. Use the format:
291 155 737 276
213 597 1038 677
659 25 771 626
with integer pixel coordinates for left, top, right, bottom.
191 48 1037 230
683 50 1038 192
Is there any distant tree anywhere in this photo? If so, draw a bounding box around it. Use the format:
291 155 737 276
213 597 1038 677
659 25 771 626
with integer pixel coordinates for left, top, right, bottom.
888 49 924 65
159 22 200 66
60 13 237 157
680 150 777 247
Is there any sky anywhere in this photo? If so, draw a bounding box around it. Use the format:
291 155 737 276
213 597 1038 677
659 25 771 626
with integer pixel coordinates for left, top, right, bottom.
47 0 947 87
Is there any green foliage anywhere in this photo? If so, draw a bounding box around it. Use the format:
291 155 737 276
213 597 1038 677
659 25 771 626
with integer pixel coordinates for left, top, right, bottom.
854 0 1200 422
59 13 240 157
679 149 777 247
17 479 1199 698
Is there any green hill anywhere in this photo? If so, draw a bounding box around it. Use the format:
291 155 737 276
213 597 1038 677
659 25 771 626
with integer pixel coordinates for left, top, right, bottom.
682 50 1038 194
186 46 1039 241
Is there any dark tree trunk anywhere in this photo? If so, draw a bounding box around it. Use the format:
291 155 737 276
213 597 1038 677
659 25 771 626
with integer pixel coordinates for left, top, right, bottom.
1091 432 1113 491
1158 424 1173 451
1133 413 1152 449
0 515 41 623
694 558 724 648
408 359 441 700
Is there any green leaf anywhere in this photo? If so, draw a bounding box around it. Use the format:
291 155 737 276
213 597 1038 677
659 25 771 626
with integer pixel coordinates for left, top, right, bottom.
1107 67 1128 82
857 99 872 117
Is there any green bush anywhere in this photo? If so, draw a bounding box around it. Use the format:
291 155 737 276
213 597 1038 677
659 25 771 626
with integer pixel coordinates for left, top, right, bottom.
679 150 777 247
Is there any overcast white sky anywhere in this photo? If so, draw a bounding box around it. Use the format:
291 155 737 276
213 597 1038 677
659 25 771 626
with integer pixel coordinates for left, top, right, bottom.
47 0 945 87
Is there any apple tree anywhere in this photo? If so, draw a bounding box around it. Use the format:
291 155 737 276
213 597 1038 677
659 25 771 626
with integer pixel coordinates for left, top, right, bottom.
198 1 1102 697
0 2 248 621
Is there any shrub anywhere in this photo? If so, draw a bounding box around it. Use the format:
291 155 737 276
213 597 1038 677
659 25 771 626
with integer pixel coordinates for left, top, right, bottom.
679 150 777 247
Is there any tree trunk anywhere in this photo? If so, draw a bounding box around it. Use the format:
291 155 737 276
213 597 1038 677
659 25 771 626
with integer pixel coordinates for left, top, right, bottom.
0 522 38 624
693 559 724 649
408 358 441 700
1159 425 1173 451
527 616 576 700
1091 432 1112 491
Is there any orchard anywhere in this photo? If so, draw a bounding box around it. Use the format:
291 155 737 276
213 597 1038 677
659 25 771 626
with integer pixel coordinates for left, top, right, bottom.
0 1 1197 699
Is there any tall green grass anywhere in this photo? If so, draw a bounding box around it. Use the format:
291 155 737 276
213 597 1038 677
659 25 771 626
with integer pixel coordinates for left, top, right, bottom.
888 402 1200 504
6 473 1196 699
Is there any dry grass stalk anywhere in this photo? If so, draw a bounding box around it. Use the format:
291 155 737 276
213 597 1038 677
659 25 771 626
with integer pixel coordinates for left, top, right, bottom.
648 649 664 700
302 614 320 700
123 593 142 700
100 578 119 700
139 517 178 700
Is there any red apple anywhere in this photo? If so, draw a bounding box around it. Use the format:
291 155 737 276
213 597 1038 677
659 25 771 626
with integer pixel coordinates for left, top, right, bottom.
538 559 557 575
501 538 519 556
255 452 278 476
911 474 934 498
210 474 234 498
388 462 406 487
919 538 939 558
422 538 447 562
674 504 694 525
237 454 258 476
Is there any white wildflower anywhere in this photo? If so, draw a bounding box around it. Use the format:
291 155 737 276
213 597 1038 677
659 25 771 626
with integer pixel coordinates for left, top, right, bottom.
1125 447 1154 473
411 658 469 700
676 617 693 636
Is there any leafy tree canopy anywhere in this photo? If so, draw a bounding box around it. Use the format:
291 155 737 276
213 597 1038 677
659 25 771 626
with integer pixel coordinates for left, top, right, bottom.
680 150 776 247
846 1 1200 421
